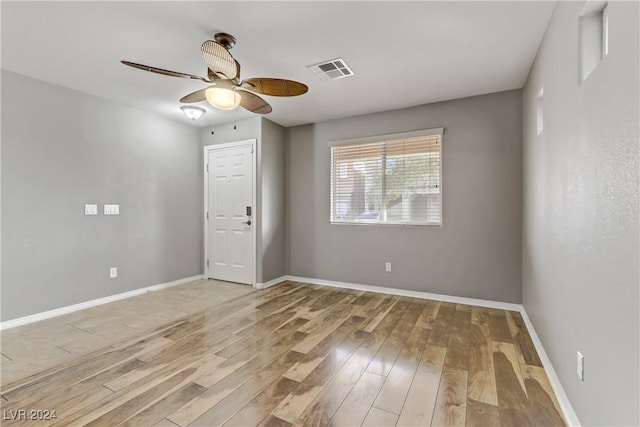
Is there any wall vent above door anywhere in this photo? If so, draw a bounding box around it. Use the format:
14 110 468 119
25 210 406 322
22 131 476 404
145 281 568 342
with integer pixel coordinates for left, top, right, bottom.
307 58 355 80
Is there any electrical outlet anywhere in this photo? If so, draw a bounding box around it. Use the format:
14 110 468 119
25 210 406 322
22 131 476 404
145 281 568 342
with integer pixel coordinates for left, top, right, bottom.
385 262 392 272
577 351 584 381
110 267 118 279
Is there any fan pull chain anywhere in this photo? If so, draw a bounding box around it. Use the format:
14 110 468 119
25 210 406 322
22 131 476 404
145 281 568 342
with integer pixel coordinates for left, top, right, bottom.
210 114 215 135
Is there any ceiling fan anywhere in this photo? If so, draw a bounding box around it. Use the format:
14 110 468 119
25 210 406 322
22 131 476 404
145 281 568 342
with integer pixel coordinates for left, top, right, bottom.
122 32 308 115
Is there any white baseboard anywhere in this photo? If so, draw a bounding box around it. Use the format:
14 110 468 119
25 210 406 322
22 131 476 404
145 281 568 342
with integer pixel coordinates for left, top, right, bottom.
520 309 581 426
254 275 288 290
284 275 522 311
279 274 580 426
0 275 204 331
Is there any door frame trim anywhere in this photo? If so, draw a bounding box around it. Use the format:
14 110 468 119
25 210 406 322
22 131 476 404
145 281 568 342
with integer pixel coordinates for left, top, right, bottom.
203 139 257 286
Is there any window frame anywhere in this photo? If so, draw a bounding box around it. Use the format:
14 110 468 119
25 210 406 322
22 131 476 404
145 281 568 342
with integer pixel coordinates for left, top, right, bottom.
329 127 444 227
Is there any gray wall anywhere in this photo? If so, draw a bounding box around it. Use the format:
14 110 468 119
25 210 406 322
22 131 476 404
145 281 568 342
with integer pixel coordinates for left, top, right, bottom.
260 119 286 282
286 90 523 303
522 2 639 425
1 70 202 321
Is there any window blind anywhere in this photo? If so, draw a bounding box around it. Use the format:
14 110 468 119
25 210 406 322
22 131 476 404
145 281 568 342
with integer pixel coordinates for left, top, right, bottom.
330 130 442 225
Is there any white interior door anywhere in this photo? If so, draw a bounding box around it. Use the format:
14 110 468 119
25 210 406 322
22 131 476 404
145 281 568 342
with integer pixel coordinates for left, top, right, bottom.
206 143 254 285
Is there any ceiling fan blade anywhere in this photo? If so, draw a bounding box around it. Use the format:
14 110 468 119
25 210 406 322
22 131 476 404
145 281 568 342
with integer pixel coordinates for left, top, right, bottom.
238 90 272 114
201 40 238 80
241 78 308 97
121 61 209 82
180 87 209 103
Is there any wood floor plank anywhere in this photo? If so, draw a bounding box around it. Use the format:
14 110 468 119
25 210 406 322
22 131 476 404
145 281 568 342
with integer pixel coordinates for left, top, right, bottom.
81 365 203 427
2 333 175 404
415 300 440 329
488 309 513 344
152 418 181 427
365 300 424 376
373 324 430 415
18 385 114 427
284 315 367 382
297 291 363 335
522 365 565 425
431 367 468 427
3 358 146 416
426 302 456 347
259 414 293 427
291 346 377 426
456 303 472 313
291 304 363 354
120 382 207 426
329 372 386 427
354 293 387 317
505 311 543 367
524 377 566 426
362 407 398 426
471 306 490 327
168 328 309 426
216 311 298 358
361 295 401 334
465 398 500 427
493 349 532 427
189 350 304 426
104 353 224 392
396 344 446 427
492 341 527 397
467 324 497 405
443 309 472 371
270 326 371 424
223 377 299 427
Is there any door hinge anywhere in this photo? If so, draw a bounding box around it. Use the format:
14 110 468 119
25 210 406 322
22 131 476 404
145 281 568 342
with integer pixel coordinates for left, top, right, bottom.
206 163 209 172
206 259 209 268
251 147 254 154
206 211 209 220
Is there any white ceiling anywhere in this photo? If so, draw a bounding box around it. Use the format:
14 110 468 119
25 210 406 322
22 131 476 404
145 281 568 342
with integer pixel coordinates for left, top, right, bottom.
1 1 555 128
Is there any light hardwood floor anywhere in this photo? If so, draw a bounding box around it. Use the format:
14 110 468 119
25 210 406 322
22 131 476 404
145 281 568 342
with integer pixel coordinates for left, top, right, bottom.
0 280 565 426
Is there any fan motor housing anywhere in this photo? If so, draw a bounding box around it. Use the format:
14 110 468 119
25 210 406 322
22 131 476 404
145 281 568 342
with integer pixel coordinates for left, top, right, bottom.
214 32 236 49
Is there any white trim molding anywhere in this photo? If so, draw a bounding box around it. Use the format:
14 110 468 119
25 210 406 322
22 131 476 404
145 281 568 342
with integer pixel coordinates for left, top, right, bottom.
270 274 580 426
0 275 203 331
284 275 522 311
520 309 582 426
254 275 288 290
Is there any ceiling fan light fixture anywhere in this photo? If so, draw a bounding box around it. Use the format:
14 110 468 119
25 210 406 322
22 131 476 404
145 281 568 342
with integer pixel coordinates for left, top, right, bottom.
180 105 206 120
206 87 241 110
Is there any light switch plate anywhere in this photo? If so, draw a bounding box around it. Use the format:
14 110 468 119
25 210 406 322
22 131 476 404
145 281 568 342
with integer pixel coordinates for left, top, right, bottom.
104 204 120 215
109 267 117 278
85 204 98 215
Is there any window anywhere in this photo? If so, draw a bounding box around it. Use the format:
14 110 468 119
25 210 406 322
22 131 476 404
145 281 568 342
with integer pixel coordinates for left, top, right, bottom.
536 88 544 135
330 128 443 226
579 2 608 83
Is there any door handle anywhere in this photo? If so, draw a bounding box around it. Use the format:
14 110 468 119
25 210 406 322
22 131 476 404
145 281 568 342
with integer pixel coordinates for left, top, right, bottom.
243 220 252 225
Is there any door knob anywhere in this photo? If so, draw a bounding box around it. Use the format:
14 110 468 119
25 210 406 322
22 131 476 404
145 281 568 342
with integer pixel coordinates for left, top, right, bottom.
243 220 252 225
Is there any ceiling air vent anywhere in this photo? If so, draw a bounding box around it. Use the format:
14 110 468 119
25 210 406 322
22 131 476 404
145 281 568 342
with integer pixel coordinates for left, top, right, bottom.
307 58 354 81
